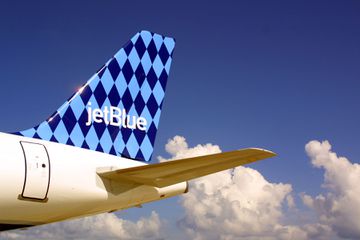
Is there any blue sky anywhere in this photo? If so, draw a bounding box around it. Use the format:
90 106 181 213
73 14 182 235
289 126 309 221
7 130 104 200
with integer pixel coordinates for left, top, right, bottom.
0 1 360 239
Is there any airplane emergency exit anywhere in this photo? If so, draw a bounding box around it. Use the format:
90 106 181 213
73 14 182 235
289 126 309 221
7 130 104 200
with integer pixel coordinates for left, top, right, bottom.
0 31 276 231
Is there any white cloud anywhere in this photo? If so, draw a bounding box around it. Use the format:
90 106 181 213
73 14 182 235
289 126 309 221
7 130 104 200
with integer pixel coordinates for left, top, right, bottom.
303 140 360 239
158 135 221 162
286 195 296 209
159 136 310 240
0 211 162 240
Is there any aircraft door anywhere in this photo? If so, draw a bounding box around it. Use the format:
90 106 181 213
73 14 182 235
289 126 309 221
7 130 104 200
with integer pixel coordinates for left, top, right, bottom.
20 142 50 201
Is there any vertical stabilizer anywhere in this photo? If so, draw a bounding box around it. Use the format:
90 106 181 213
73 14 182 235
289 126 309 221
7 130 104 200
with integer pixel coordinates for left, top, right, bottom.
15 31 175 162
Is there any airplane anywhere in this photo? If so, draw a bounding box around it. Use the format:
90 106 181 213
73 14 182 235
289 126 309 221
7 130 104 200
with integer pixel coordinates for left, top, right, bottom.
0 31 276 232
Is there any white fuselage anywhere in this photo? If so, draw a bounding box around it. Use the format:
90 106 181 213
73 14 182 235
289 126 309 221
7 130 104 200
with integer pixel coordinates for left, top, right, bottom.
0 132 187 227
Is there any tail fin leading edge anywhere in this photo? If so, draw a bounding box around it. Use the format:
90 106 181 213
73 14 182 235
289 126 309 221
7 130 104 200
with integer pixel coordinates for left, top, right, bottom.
16 31 175 162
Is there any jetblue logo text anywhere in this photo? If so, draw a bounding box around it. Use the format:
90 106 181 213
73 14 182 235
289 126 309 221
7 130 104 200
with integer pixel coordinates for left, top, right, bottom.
85 102 147 131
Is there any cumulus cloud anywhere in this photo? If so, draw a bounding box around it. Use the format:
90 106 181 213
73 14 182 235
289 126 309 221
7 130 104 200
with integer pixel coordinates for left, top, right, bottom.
0 211 162 240
302 140 360 239
158 136 221 162
158 136 309 240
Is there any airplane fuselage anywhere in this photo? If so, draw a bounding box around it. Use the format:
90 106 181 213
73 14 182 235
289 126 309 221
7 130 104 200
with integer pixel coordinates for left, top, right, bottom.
0 132 187 229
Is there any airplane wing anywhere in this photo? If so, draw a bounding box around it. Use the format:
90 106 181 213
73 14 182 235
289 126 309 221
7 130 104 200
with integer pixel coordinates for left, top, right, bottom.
97 148 276 188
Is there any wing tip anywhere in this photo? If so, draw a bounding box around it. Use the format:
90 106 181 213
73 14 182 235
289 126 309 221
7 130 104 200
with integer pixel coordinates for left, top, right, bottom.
246 148 277 157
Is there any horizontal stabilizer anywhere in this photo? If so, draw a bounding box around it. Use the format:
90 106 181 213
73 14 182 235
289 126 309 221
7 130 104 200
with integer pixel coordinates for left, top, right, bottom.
97 148 276 188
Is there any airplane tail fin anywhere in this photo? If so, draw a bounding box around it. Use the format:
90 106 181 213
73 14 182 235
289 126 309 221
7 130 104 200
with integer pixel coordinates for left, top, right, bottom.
15 31 175 162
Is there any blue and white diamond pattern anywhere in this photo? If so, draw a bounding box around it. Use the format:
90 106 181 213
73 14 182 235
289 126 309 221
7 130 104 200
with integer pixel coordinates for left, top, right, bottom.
15 31 175 162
